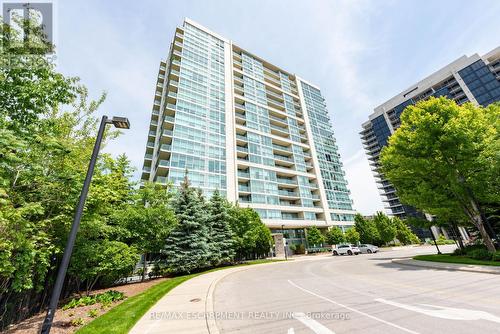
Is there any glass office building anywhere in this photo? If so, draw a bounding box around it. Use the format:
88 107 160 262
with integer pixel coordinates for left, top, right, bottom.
360 47 500 219
141 19 356 242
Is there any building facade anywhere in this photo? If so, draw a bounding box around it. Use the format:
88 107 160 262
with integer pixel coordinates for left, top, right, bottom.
141 19 356 244
360 47 500 220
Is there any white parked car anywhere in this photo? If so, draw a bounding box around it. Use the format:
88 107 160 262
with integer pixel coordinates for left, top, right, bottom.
332 244 360 256
358 244 379 254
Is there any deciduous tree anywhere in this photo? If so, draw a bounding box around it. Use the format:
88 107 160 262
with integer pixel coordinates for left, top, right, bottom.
380 97 499 251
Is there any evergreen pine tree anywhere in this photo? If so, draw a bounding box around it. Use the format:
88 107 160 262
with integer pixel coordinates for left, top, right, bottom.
164 174 210 273
207 189 235 266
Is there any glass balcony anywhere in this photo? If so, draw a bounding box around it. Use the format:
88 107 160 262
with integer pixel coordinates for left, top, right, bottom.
237 146 248 153
160 144 171 151
238 185 250 192
274 154 293 162
236 134 247 141
158 159 170 167
156 176 168 184
279 190 299 197
271 124 288 133
164 116 175 123
238 171 250 178
272 143 292 152
277 178 297 185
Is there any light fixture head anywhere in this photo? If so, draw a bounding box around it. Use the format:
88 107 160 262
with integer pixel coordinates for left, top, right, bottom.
111 116 130 129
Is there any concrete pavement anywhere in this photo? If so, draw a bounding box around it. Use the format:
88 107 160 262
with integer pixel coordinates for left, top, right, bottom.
129 257 330 334
214 245 500 334
129 245 500 334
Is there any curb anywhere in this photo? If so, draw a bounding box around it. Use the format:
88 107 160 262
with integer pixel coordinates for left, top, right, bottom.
204 259 300 334
391 258 500 275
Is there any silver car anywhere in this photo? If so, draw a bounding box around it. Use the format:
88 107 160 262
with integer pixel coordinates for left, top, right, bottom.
332 244 360 256
358 244 379 254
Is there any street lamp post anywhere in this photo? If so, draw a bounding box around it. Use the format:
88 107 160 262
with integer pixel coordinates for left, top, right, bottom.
281 224 287 260
40 116 130 334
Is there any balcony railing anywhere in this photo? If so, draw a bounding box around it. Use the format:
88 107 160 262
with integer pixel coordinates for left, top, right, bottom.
160 144 171 151
279 190 299 197
274 154 293 162
272 143 292 152
277 178 297 185
164 116 175 123
270 124 288 133
156 176 168 184
238 185 250 192
238 171 250 178
158 159 170 167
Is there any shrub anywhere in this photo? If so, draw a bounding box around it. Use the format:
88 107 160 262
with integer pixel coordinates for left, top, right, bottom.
294 244 305 255
149 261 170 278
62 290 125 310
70 317 85 327
87 309 99 318
492 251 500 262
469 249 493 261
464 244 487 256
453 248 467 256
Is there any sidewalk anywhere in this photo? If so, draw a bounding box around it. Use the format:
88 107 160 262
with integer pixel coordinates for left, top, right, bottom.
392 258 500 275
129 255 331 334
128 266 242 334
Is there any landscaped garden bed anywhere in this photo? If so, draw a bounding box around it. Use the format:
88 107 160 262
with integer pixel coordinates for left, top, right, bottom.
414 244 500 267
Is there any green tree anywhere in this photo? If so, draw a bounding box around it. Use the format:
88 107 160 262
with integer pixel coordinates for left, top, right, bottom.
393 217 420 245
0 15 139 327
380 97 498 251
306 226 325 247
354 214 381 245
115 181 177 281
207 190 235 266
228 206 272 260
164 175 210 273
345 228 360 244
68 240 139 293
0 13 77 131
326 227 345 245
373 212 397 245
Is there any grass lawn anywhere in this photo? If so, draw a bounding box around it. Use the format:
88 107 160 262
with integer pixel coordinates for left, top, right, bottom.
414 254 500 267
76 259 280 334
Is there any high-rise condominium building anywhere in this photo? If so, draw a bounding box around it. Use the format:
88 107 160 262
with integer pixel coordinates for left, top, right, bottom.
141 19 356 244
361 47 500 219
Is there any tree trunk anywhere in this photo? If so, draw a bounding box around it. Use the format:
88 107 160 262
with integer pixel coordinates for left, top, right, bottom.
466 199 496 252
429 228 441 254
451 222 464 249
142 253 147 282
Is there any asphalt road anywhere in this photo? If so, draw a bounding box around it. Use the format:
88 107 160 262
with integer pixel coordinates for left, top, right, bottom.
214 245 500 334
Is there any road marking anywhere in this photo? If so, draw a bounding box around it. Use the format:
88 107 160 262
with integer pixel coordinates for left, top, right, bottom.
375 298 500 323
287 280 420 334
287 328 295 334
291 312 335 334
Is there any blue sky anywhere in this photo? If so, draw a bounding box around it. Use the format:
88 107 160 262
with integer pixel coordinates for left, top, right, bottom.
56 0 500 214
